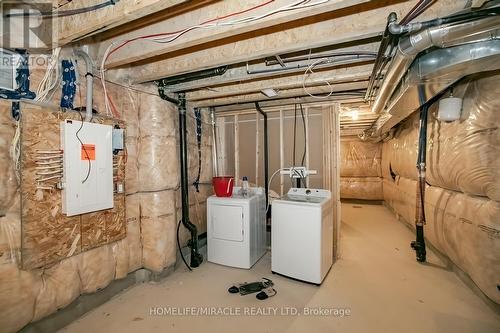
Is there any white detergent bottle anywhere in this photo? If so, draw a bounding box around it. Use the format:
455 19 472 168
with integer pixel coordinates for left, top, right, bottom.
240 176 249 197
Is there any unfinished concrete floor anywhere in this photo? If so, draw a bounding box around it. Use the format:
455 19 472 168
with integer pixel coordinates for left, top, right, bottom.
60 203 500 333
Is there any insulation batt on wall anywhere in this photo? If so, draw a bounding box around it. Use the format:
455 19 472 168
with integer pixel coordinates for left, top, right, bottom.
0 52 213 331
340 137 382 200
382 73 500 304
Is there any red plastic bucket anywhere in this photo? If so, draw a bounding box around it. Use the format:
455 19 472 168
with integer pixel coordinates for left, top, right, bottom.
212 176 234 197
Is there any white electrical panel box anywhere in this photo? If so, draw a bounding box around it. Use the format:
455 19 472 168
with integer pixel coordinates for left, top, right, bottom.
60 119 114 216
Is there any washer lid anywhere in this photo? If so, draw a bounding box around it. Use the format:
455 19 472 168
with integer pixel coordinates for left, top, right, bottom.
276 188 331 205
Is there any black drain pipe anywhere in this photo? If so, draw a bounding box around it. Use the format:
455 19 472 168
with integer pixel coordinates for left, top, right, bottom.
158 66 228 87
255 102 269 211
177 92 203 268
411 87 428 262
157 89 203 269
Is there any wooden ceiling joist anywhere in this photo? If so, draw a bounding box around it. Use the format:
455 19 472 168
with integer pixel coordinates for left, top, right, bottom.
167 41 380 93
214 95 364 113
123 0 463 83
98 0 371 69
193 81 368 107
57 0 193 45
186 65 373 101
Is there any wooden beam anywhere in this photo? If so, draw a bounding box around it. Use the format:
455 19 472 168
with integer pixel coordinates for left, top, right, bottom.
215 95 364 113
234 114 240 186
305 107 310 188
192 81 368 107
57 0 190 45
279 109 284 196
215 116 227 175
126 0 464 83
255 113 260 187
101 0 370 68
186 65 373 101
166 41 379 92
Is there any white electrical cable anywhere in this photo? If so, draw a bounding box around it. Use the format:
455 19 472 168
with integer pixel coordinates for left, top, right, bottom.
99 0 331 111
302 58 335 99
36 47 61 101
149 0 328 44
10 120 21 183
266 168 290 213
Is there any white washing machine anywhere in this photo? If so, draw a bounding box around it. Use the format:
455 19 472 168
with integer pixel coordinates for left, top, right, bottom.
207 187 266 269
271 188 334 284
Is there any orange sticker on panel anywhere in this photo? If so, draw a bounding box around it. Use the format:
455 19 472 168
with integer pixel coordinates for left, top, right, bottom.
81 144 96 160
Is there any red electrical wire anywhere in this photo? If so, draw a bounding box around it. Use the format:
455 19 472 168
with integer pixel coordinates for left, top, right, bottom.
106 0 275 61
108 94 120 118
102 0 276 120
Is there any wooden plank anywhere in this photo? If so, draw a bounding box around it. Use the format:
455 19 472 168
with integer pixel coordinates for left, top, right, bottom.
215 95 364 113
20 104 126 269
305 107 310 188
167 43 378 92
57 0 190 45
331 104 341 261
102 0 370 68
215 117 227 175
255 113 260 187
186 66 373 101
21 107 81 269
234 115 240 186
128 0 464 83
279 110 284 196
192 81 368 107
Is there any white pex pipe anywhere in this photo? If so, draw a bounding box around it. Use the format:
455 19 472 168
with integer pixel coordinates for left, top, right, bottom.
74 49 94 122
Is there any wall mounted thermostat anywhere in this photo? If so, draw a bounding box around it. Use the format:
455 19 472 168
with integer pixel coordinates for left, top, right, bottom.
60 120 114 216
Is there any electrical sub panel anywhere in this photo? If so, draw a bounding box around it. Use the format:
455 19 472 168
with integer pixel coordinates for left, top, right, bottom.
60 120 114 216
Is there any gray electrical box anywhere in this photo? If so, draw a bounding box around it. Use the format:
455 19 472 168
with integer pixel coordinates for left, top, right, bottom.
0 49 21 91
112 128 125 150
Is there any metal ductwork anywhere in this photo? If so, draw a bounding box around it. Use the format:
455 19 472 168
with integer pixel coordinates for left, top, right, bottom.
362 11 500 140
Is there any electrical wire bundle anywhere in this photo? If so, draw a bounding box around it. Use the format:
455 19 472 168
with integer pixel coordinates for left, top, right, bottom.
5 0 119 18
292 103 307 168
99 0 334 115
35 47 61 102
34 150 63 190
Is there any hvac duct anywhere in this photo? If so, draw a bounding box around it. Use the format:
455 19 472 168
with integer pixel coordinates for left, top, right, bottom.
362 10 500 140
371 15 500 116
376 38 500 134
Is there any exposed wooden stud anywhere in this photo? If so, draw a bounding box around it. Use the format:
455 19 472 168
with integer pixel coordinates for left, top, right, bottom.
255 112 260 187
234 114 240 186
280 109 284 197
331 103 341 261
215 117 227 176
305 107 310 188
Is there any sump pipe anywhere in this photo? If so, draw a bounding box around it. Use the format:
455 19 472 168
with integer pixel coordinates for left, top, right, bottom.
255 102 269 210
